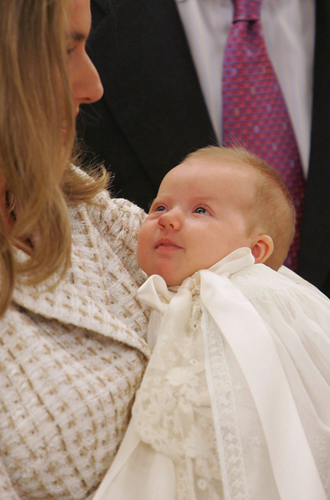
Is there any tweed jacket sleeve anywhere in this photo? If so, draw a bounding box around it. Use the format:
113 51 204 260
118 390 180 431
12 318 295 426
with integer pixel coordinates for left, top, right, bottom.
0 192 151 500
87 191 148 287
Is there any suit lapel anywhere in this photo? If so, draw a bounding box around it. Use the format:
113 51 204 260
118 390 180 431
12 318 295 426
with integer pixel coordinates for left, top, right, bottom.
88 0 216 187
297 0 330 291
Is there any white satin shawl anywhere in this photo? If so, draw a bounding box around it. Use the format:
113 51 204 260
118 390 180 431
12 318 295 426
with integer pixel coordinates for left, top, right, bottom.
93 248 330 500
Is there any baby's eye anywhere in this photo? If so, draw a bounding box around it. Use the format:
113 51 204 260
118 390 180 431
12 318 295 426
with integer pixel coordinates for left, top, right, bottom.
155 205 167 212
194 207 210 215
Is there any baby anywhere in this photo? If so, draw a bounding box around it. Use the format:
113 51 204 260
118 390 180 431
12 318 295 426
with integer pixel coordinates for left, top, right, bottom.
94 147 330 500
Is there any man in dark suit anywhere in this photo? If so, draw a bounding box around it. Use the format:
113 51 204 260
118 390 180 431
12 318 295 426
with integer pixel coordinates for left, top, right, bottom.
77 0 330 297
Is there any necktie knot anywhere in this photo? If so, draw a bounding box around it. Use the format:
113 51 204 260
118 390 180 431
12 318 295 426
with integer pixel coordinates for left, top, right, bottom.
233 0 261 22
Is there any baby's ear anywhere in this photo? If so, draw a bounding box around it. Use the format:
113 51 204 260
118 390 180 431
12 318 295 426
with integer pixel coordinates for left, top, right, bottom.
251 235 274 264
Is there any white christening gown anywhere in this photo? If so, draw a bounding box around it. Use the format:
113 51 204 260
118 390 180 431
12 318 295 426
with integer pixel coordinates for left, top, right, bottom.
93 248 330 500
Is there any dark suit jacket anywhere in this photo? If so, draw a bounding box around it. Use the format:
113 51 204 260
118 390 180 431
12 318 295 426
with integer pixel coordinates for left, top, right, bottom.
77 0 330 296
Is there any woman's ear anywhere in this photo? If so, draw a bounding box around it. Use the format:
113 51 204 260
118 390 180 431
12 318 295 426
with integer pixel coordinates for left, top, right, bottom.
251 235 274 264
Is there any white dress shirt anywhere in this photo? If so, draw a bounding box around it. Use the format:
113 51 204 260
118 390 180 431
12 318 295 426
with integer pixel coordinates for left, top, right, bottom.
175 0 315 176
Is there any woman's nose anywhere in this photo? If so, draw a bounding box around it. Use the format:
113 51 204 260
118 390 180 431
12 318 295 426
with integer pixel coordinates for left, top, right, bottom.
158 210 182 230
71 54 104 108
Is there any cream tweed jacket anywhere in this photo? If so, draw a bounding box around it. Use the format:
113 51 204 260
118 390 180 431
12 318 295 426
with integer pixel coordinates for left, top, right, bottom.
0 189 151 500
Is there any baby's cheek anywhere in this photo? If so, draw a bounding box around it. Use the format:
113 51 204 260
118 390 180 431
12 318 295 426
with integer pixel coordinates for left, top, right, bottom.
136 225 151 274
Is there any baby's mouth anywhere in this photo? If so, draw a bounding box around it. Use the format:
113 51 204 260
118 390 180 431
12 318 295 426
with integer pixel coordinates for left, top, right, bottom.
155 238 182 250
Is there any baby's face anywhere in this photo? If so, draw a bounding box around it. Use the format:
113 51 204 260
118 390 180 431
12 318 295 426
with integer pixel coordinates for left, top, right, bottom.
137 158 258 286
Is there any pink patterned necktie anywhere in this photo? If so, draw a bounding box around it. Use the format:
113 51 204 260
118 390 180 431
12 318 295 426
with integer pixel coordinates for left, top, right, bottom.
222 0 305 270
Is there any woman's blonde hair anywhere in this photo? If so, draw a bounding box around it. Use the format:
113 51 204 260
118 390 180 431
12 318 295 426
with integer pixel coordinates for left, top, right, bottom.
0 0 108 314
185 146 296 270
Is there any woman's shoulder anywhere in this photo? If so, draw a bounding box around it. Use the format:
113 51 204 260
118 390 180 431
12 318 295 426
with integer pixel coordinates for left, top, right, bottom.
79 191 146 241
69 166 146 230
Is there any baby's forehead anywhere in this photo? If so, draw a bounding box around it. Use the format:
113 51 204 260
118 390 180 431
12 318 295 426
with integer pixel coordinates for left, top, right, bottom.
163 157 258 188
157 158 259 209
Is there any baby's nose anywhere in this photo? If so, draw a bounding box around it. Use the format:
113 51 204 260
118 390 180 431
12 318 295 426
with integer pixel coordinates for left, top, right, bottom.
159 210 182 230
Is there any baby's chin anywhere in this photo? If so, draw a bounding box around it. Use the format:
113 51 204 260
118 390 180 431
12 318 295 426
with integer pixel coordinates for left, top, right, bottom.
143 269 183 287
140 259 193 287
158 272 189 288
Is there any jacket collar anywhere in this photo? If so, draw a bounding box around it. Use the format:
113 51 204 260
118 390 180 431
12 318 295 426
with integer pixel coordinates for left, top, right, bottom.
12 240 150 359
